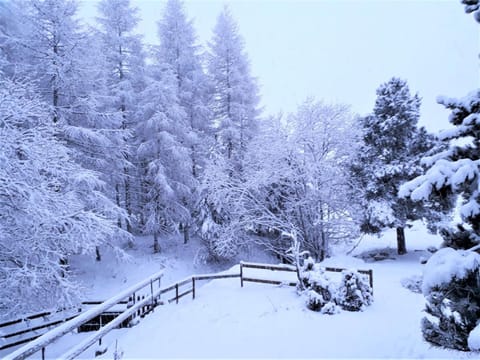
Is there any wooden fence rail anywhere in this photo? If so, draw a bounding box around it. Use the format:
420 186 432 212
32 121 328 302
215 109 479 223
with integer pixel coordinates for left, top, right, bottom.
3 270 164 360
240 261 374 290
2 262 373 360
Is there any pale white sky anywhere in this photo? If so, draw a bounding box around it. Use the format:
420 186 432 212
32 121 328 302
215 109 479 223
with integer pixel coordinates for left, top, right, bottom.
79 0 479 132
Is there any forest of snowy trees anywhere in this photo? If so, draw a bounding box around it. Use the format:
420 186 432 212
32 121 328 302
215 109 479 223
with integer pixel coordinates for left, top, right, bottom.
0 1 479 348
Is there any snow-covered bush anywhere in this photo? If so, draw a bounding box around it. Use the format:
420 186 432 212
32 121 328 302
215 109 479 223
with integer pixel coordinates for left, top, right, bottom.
298 257 373 314
337 270 373 311
299 257 339 314
421 248 480 351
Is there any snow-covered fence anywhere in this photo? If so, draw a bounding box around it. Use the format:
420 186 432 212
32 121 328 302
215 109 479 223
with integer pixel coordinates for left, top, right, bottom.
0 308 80 351
240 261 298 287
3 270 164 360
0 301 133 351
59 273 240 359
240 261 374 290
2 263 373 359
161 273 241 304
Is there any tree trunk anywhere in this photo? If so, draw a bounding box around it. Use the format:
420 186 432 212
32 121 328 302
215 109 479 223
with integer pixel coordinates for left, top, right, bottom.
183 224 190 244
396 227 407 255
153 232 160 253
95 246 101 261
59 258 68 278
124 168 132 233
115 183 122 229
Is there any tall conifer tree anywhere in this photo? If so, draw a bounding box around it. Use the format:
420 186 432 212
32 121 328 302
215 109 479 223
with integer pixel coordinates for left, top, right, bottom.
156 0 213 243
207 6 260 171
96 0 146 233
353 78 435 254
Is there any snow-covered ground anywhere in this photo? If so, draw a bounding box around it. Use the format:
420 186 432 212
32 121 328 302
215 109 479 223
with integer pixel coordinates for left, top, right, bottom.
69 233 276 301
3 223 479 359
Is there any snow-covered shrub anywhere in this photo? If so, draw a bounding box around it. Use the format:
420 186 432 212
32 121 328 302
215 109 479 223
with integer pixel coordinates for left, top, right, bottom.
337 270 373 311
298 257 373 314
422 248 480 351
299 257 338 313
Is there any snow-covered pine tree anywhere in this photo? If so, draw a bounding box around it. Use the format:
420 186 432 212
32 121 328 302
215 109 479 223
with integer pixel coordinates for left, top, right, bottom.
399 4 480 351
353 78 436 255
420 248 480 351
156 0 213 243
399 91 480 248
336 270 373 311
399 4 479 249
299 256 338 314
7 0 133 253
95 0 146 233
207 6 260 170
0 75 124 318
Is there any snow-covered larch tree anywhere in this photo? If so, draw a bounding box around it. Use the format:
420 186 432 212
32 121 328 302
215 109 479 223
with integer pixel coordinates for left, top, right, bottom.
353 78 437 255
136 63 193 253
207 6 260 170
95 0 146 233
156 0 213 243
198 7 261 257
6 0 133 256
0 75 124 318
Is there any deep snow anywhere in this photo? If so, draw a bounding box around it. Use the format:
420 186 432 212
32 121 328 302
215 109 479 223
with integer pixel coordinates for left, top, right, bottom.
3 222 479 359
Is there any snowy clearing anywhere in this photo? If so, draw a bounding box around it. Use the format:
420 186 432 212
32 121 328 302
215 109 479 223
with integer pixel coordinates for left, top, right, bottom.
3 223 479 359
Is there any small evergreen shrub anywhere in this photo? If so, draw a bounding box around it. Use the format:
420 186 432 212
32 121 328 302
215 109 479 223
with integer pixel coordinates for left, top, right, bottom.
298 256 373 314
422 248 480 351
337 270 373 311
299 257 335 312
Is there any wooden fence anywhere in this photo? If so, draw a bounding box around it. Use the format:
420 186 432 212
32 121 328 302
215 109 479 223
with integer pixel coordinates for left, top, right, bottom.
2 262 373 360
239 261 374 289
3 270 164 360
0 309 81 351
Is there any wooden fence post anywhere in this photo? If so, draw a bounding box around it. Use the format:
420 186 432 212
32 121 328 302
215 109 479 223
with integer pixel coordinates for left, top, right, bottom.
150 280 154 311
192 277 196 300
368 269 373 291
240 263 244 287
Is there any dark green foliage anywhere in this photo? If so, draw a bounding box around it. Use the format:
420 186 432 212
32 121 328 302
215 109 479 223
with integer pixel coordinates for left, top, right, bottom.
352 77 438 254
440 225 480 251
299 257 337 313
402 89 480 250
422 268 480 351
436 93 480 246
337 270 373 311
299 257 373 314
